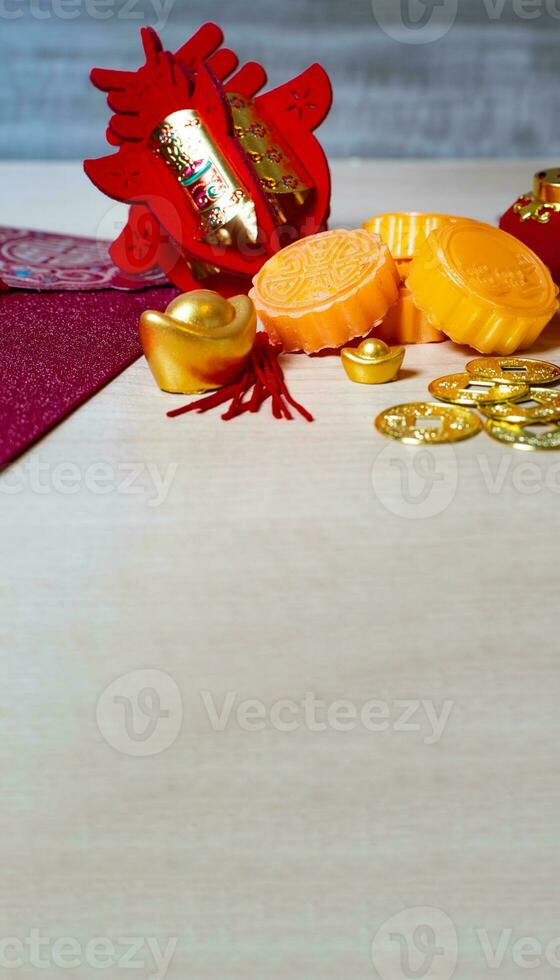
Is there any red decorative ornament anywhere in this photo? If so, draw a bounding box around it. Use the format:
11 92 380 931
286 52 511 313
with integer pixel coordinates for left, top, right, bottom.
84 23 333 294
499 168 560 284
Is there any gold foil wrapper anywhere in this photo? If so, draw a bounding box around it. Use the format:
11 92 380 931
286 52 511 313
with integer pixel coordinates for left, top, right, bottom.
151 110 258 246
227 92 310 217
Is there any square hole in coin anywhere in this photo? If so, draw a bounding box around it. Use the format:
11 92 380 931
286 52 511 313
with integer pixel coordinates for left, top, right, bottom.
502 365 527 374
466 382 490 392
524 424 557 437
416 417 443 431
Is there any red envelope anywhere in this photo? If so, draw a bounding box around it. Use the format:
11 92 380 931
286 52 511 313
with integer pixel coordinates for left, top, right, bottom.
0 226 167 291
0 286 178 468
0 227 175 468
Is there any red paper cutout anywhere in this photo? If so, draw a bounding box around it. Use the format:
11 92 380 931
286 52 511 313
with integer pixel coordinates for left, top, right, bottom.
84 24 332 293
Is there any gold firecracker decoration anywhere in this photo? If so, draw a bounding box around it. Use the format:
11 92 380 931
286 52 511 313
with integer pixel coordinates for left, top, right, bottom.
227 92 310 221
151 109 258 246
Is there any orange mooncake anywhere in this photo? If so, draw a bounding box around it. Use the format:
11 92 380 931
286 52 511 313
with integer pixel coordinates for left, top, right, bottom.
376 284 445 345
363 212 461 270
249 228 400 353
408 220 559 355
364 213 463 344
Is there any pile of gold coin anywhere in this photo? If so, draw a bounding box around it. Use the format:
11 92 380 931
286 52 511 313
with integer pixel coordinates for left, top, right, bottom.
375 356 560 450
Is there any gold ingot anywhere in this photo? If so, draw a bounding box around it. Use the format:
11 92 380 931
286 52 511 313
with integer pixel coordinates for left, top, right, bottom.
341 338 405 384
480 388 560 425
429 372 529 406
466 355 560 386
484 419 560 451
139 289 257 394
375 402 482 445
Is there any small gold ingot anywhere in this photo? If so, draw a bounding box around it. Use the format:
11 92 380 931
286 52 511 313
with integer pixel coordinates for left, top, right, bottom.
484 419 560 451
429 372 529 406
480 388 560 425
139 289 257 394
341 338 405 385
466 355 560 386
375 402 482 445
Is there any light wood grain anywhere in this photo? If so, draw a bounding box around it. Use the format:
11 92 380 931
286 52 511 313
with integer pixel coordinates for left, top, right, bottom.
1 160 560 980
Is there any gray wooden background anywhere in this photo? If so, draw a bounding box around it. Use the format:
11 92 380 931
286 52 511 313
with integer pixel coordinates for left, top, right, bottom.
1 0 559 160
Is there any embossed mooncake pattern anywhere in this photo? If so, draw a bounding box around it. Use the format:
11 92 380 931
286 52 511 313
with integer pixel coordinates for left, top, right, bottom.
250 229 400 353
407 220 558 354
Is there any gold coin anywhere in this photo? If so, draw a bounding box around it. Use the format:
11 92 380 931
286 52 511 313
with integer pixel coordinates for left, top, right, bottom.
466 356 560 386
375 402 482 445
480 387 560 424
484 419 560 451
429 372 529 406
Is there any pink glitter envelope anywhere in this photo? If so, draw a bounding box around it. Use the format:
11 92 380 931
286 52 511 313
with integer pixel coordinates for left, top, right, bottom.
0 227 175 468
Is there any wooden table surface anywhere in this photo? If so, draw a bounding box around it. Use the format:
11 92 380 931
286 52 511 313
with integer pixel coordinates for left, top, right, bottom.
2 160 560 980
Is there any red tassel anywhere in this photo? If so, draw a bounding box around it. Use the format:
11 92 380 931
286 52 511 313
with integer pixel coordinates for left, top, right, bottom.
167 333 314 422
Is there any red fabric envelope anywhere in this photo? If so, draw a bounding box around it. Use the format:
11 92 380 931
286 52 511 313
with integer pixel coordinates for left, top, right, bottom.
0 286 177 468
0 226 167 291
0 227 175 468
